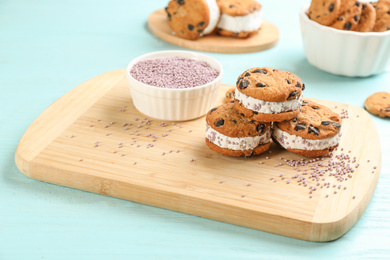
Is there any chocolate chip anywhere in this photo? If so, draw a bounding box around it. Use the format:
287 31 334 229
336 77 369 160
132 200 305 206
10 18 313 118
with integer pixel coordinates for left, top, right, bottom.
236 77 244 85
253 69 267 74
215 119 224 127
386 108 390 112
344 22 352 30
329 3 335 12
197 29 203 33
253 111 258 115
257 124 265 133
292 117 297 123
354 15 359 22
286 79 291 84
302 84 306 91
355 1 360 7
210 108 217 114
240 80 249 89
362 4 367 10
245 72 251 77
303 101 309 104
229 5 236 8
198 21 205 27
231 119 237 124
308 125 320 135
332 122 341 128
311 106 319 109
321 121 331 126
176 0 185 5
288 90 299 99
256 82 267 88
337 16 343 21
388 10 390 15
294 123 306 131
240 113 245 117
188 24 194 31
295 82 301 88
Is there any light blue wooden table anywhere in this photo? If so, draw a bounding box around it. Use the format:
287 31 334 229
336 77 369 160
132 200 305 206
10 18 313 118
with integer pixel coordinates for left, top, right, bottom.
1 0 389 259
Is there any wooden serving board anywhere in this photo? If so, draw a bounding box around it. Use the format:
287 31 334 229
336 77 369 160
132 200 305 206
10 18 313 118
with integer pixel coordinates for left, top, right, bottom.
148 9 279 53
15 70 381 242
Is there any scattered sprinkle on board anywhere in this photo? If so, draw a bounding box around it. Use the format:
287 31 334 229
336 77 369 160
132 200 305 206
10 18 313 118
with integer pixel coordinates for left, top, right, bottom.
15 70 381 242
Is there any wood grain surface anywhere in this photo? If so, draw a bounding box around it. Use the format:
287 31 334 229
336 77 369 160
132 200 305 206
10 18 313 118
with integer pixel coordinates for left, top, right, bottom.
15 70 381 242
147 9 280 53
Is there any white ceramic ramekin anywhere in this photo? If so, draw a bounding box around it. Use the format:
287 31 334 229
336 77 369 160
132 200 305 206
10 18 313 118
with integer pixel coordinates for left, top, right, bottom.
126 50 223 121
300 5 390 77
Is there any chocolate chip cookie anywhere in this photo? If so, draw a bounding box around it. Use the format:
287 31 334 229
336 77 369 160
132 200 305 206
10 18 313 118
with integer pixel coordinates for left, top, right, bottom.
234 67 305 122
364 91 390 118
165 0 220 40
272 99 342 157
224 87 236 103
372 0 390 32
205 102 271 157
308 0 341 26
356 2 377 32
331 0 362 31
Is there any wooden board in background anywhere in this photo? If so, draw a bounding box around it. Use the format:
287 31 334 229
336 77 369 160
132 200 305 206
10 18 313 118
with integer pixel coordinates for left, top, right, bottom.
15 70 381 242
148 9 279 53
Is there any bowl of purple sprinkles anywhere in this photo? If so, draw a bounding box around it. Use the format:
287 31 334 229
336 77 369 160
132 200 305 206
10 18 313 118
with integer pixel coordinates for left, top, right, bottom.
300 4 390 77
127 50 223 121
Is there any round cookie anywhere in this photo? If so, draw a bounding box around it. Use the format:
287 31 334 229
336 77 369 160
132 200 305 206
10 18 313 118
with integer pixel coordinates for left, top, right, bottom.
364 91 390 118
355 2 376 32
373 0 390 32
216 0 262 38
234 67 305 122
165 0 220 40
331 0 362 31
205 102 271 157
224 87 236 103
308 0 341 26
272 99 342 157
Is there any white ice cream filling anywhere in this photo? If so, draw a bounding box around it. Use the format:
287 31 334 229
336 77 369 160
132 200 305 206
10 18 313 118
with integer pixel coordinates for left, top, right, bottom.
235 88 303 114
218 10 263 33
272 125 342 151
203 0 220 35
205 123 271 151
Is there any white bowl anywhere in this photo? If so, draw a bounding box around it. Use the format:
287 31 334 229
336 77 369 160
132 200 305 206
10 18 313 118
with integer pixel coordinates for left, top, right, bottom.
126 50 223 121
299 5 390 77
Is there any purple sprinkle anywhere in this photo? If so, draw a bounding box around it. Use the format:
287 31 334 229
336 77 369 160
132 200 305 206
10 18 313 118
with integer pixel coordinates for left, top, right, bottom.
130 57 219 89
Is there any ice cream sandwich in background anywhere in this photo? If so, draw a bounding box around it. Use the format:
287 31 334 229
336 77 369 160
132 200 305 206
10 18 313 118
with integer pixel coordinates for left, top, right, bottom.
216 0 263 38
